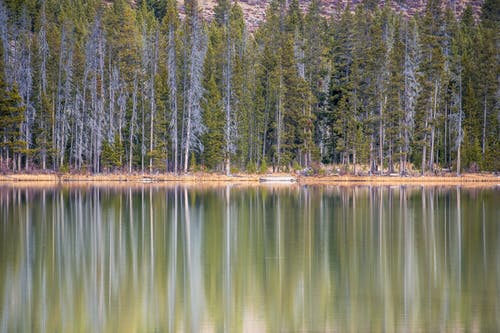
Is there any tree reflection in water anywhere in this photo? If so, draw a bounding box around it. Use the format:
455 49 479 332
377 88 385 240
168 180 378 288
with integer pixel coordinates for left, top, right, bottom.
0 185 498 332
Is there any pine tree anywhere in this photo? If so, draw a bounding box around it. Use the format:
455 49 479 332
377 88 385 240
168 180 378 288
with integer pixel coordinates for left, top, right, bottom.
105 0 140 84
325 7 354 165
0 80 25 171
385 18 405 174
281 36 311 169
476 24 499 170
33 93 53 170
138 0 168 21
201 26 225 170
303 0 327 166
480 0 500 28
415 0 445 174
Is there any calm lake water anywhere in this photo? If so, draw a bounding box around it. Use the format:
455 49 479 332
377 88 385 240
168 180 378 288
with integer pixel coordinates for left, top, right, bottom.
0 184 499 332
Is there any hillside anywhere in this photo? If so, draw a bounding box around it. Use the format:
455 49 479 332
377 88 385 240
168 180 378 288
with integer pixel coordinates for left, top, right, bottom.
179 0 484 30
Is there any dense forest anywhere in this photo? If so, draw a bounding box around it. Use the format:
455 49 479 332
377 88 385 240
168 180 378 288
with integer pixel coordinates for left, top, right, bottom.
0 0 498 175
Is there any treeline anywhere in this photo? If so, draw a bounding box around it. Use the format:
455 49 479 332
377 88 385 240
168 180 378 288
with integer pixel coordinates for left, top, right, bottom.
0 0 498 174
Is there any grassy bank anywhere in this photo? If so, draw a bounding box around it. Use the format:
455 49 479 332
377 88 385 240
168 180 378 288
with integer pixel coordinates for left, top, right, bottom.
0 172 498 186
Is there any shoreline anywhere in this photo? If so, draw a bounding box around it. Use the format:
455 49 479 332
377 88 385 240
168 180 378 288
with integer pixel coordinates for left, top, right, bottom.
0 172 498 187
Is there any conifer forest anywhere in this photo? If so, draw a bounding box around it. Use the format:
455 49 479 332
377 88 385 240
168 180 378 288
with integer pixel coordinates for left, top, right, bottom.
0 0 498 175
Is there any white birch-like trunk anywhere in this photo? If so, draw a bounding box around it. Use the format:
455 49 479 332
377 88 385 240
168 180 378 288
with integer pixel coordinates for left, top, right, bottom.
457 71 463 175
276 72 283 170
168 24 179 174
482 94 487 157
224 14 232 176
129 76 138 173
429 80 438 172
149 31 159 174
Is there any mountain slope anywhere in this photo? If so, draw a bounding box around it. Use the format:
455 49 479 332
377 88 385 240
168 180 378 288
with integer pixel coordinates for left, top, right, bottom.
180 0 484 30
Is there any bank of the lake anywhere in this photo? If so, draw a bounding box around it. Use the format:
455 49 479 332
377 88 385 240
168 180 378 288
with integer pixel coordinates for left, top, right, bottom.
0 172 498 186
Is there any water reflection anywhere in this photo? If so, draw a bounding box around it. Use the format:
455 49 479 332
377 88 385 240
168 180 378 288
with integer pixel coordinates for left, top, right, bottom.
0 185 499 332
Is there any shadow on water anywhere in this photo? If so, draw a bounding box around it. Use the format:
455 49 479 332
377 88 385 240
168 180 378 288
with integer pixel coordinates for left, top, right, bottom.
0 185 499 332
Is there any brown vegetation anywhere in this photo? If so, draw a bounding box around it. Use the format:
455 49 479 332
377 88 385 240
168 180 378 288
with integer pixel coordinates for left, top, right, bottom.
0 171 498 187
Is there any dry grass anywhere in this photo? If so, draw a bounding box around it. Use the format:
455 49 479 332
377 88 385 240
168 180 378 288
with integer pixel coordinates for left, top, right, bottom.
298 173 500 186
0 172 498 188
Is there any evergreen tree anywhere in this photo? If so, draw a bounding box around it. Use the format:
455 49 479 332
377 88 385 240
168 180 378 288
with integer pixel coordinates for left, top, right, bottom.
0 80 25 171
415 0 445 174
32 93 53 170
201 26 225 170
480 0 500 27
385 18 405 173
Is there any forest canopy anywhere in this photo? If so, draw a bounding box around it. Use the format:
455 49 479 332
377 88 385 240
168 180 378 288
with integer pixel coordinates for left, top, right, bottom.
0 0 498 174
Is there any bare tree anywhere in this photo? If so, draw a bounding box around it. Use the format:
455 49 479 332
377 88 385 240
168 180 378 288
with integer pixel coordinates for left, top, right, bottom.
149 30 159 173
107 62 120 143
117 78 127 167
129 75 138 173
402 21 420 174
38 2 48 96
167 18 179 174
37 2 50 169
222 10 237 175
182 12 207 173
11 9 34 170
83 15 106 172
0 0 8 77
55 24 72 169
450 51 463 175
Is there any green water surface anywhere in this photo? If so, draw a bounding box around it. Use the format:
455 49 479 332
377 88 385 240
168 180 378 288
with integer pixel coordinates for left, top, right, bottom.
0 185 499 332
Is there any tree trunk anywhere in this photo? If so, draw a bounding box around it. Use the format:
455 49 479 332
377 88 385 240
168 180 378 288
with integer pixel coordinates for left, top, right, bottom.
149 32 159 174
444 103 448 168
224 12 232 176
149 103 154 173
42 138 46 170
379 97 385 174
168 24 178 175
421 137 427 175
457 69 463 176
482 94 486 158
262 75 270 165
183 100 192 173
399 144 403 175
429 80 438 172
129 77 138 173
370 134 374 175
276 73 282 170
353 148 357 175
141 102 145 174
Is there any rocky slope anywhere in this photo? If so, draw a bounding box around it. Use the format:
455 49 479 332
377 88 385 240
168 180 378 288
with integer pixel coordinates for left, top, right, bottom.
180 0 484 31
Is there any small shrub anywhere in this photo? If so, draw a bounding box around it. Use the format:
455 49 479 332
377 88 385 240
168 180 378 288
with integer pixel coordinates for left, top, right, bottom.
259 159 268 174
310 161 321 175
190 152 199 172
246 161 257 174
230 165 239 174
59 163 69 174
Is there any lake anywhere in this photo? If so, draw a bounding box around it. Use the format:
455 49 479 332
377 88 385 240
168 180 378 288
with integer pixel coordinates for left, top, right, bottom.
0 184 499 332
